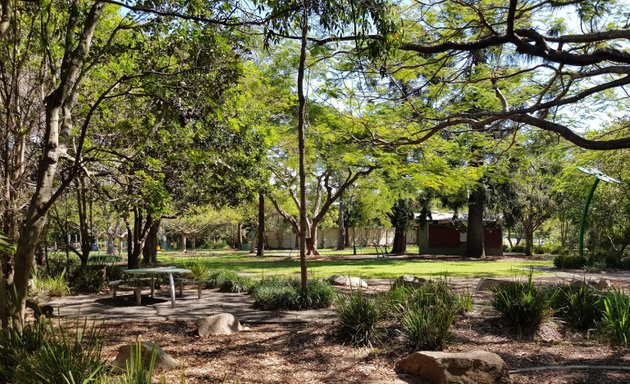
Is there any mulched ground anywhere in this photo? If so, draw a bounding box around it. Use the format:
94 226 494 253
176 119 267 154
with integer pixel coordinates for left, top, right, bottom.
98 277 630 384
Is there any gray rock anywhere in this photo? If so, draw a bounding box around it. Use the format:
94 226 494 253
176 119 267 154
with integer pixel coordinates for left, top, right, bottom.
196 313 244 336
326 274 368 288
476 278 514 291
392 275 427 290
396 350 510 384
112 342 178 371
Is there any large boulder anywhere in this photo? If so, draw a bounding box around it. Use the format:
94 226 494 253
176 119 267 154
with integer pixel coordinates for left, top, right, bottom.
196 313 244 336
396 350 510 384
326 274 368 288
392 275 427 290
112 342 178 371
476 278 514 291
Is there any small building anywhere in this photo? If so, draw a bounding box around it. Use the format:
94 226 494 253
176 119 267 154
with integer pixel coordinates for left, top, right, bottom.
416 212 503 256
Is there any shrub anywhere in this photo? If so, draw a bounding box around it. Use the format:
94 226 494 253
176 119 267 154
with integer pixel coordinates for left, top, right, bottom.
105 265 125 282
13 320 105 384
31 269 70 299
251 278 335 310
553 254 585 269
88 255 123 266
0 322 47 382
551 283 602 331
219 275 254 293
207 269 240 289
69 266 106 294
336 291 381 347
185 262 211 282
402 306 455 351
600 289 630 346
491 275 553 337
510 245 525 253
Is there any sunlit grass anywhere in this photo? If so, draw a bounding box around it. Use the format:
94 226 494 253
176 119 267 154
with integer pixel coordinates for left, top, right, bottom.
158 249 552 279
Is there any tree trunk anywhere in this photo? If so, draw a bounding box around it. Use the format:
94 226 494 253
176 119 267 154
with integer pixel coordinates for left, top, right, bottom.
391 227 407 254
11 95 65 329
256 192 265 257
336 195 345 250
143 219 160 264
464 185 486 258
236 223 242 247
524 223 533 256
181 234 187 253
297 4 309 290
306 225 320 256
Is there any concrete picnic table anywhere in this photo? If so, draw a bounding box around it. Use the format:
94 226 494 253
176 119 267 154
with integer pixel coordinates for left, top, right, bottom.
123 266 191 308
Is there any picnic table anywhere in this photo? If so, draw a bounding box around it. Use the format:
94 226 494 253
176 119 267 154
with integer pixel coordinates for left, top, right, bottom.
123 266 191 307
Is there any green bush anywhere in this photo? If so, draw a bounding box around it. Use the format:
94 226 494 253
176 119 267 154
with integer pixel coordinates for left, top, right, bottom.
12 320 105 384
88 255 123 266
600 289 630 346
0 322 47 382
207 269 240 289
69 266 106 294
206 269 253 293
491 275 553 337
219 275 254 293
336 291 381 347
510 245 525 253
185 262 211 282
402 306 455 350
551 283 603 331
31 269 70 299
251 278 335 310
553 254 585 269
105 265 125 282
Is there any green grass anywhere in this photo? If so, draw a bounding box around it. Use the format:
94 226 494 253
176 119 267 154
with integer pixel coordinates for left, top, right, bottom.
158 250 552 279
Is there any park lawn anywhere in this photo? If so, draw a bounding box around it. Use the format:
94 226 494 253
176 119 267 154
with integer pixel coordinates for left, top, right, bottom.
158 249 553 279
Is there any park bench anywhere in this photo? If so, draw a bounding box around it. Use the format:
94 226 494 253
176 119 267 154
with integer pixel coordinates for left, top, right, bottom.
108 278 154 305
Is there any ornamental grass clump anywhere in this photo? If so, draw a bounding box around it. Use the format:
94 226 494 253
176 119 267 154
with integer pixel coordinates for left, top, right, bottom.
251 277 334 310
336 290 382 347
600 289 630 346
491 274 553 338
12 320 105 384
402 305 456 351
551 283 603 331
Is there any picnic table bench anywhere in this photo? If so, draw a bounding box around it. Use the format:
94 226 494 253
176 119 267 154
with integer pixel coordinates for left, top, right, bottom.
107 278 154 305
174 278 204 299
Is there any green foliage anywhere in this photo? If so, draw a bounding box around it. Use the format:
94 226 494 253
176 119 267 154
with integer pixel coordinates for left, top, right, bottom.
336 291 382 347
0 322 47 382
185 262 211 282
219 275 254 293
31 269 70 299
105 265 125 282
402 306 455 351
383 279 472 317
88 255 123 266
12 320 104 384
251 278 335 310
554 255 585 269
0 231 14 255
600 289 630 346
207 269 253 292
69 266 106 294
551 283 603 331
491 275 553 337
